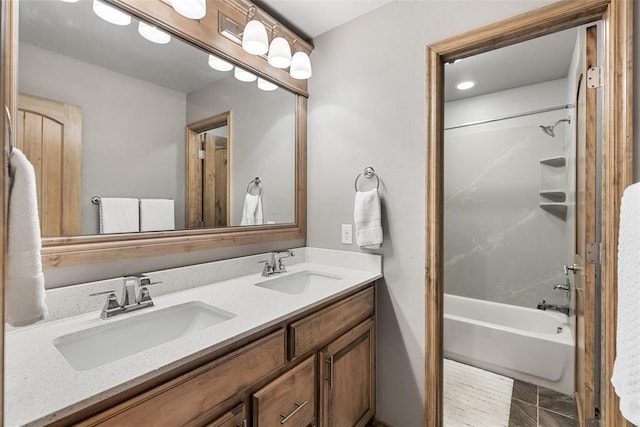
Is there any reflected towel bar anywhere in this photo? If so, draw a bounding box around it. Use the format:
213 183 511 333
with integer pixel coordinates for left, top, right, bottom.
246 177 262 196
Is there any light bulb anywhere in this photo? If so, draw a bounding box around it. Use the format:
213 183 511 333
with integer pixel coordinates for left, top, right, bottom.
290 51 312 80
172 0 206 20
242 20 268 55
268 37 292 69
138 22 171 44
257 78 278 91
93 0 131 26
208 54 233 72
234 67 257 82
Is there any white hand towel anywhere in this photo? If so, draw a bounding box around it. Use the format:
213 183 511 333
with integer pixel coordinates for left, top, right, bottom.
240 193 263 225
99 197 140 234
612 182 640 424
140 199 175 232
354 189 383 249
6 149 48 326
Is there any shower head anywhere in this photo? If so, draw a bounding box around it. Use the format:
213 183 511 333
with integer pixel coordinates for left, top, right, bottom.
540 118 571 138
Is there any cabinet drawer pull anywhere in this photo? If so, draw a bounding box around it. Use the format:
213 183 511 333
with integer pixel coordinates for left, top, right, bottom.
279 401 308 424
236 420 247 427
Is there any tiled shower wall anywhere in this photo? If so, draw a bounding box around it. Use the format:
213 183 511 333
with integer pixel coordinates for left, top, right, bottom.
444 79 572 309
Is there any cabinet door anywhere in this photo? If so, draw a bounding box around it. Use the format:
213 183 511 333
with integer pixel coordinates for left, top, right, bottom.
205 403 247 427
253 355 316 427
319 319 375 427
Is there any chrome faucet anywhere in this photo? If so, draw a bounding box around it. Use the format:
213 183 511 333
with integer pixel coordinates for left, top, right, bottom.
536 300 572 316
90 274 161 319
260 250 295 277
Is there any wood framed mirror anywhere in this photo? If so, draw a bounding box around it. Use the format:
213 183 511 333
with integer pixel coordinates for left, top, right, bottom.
425 0 632 425
13 0 311 269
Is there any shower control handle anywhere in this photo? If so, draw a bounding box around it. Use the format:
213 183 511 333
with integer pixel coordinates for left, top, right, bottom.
564 264 580 275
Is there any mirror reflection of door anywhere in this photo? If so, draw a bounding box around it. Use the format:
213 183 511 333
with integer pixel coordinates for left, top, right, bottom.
17 93 82 237
186 112 231 229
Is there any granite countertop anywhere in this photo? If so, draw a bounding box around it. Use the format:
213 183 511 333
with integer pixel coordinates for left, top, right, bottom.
5 249 382 426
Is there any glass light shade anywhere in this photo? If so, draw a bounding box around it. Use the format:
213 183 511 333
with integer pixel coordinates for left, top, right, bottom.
59 0 80 3
290 51 312 80
242 20 268 55
268 37 292 69
172 0 206 20
234 67 257 82
257 78 278 92
138 22 171 44
93 0 131 26
208 54 233 72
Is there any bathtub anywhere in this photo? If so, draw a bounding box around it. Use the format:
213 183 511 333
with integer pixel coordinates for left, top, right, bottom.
444 293 574 395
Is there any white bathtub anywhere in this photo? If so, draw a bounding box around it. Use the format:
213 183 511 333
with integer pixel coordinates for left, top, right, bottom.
444 293 574 395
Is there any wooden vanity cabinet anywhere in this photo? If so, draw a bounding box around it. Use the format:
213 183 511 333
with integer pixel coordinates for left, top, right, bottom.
75 284 375 427
319 319 376 427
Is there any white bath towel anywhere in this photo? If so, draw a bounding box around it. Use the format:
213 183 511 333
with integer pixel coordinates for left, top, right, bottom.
6 149 48 326
240 193 263 225
612 182 640 425
99 197 140 234
140 199 175 232
354 189 383 249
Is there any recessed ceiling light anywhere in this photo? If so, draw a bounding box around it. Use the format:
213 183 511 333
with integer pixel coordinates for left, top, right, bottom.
456 80 475 90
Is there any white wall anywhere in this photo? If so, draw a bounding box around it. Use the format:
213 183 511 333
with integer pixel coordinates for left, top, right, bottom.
444 79 569 308
18 43 187 234
306 2 557 425
186 76 296 225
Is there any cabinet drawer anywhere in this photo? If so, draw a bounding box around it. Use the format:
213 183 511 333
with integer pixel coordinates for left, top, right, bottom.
204 403 247 427
82 329 286 426
289 286 374 359
252 355 316 427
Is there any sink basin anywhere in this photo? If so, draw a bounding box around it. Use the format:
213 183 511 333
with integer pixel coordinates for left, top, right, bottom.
255 271 343 295
53 302 235 371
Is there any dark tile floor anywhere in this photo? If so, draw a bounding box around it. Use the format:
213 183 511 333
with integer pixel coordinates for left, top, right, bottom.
508 380 577 426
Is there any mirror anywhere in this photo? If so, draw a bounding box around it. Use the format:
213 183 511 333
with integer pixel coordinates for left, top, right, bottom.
17 0 296 238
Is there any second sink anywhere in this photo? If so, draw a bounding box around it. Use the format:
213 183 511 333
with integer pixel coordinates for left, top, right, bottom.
54 302 235 371
255 270 343 295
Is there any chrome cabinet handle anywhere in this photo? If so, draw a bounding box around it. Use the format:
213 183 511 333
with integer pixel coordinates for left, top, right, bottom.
324 356 334 389
280 401 307 424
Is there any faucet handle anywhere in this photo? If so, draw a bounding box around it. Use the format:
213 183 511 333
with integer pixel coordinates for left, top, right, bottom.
89 290 120 316
89 289 115 296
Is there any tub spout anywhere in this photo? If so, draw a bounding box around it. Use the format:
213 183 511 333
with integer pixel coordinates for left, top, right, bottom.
537 300 572 316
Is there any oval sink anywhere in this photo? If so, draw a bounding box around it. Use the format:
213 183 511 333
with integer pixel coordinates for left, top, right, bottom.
53 302 235 371
255 271 343 295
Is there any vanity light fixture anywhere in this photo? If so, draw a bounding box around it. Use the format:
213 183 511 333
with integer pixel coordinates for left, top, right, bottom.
138 22 171 44
172 0 206 20
208 54 233 72
242 7 268 55
289 40 312 80
234 66 257 82
59 0 80 3
257 77 278 91
93 0 131 26
268 25 291 69
456 80 475 90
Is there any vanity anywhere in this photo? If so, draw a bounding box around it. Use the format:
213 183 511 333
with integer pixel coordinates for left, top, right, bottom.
6 248 381 426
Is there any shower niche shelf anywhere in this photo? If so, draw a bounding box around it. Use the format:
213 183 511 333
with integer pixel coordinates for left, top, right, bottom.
539 156 567 219
539 156 566 167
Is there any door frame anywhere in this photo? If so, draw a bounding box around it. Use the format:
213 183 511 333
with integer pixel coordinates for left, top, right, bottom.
425 1 633 426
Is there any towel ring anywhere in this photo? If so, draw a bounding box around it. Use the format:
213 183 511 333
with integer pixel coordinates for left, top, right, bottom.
91 196 101 205
247 177 262 196
354 167 379 192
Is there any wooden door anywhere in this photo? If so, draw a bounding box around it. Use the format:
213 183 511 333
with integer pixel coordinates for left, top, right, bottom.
319 319 375 427
17 93 82 237
574 24 598 425
203 134 228 228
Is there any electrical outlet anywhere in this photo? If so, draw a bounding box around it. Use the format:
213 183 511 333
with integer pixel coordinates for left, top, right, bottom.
341 224 353 245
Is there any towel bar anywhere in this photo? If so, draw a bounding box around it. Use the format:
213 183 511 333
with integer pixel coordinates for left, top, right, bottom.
354 167 380 192
91 196 101 205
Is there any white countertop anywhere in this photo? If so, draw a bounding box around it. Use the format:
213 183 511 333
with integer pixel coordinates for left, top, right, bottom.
5 249 382 426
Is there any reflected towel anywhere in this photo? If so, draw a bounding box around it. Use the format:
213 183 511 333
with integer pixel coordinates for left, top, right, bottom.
140 199 175 232
6 149 48 326
354 189 383 249
240 193 263 225
612 182 640 424
99 197 140 234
